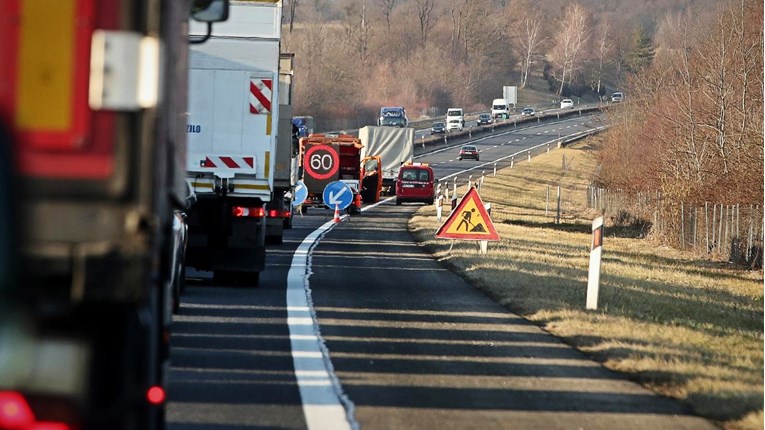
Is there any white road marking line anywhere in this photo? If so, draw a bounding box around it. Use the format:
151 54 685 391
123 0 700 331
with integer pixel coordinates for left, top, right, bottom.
288 221 357 430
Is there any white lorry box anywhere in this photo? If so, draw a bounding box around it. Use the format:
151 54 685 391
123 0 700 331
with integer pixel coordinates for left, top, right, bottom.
491 98 510 118
446 107 464 127
358 126 414 186
187 49 276 201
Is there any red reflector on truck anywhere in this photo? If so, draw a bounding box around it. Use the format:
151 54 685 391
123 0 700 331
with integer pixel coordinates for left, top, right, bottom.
2 0 125 181
232 206 265 218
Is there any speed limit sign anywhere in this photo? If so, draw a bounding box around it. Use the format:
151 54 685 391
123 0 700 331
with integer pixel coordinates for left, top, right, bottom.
303 144 340 193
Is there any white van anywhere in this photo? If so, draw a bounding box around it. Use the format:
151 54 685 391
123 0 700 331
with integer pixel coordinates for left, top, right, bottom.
446 107 464 128
491 99 510 119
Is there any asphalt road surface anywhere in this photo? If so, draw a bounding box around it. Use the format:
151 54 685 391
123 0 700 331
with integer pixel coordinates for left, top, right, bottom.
167 114 716 430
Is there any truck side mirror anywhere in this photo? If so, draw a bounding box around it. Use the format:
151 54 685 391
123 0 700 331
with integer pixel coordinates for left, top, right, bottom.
190 0 229 44
191 0 229 22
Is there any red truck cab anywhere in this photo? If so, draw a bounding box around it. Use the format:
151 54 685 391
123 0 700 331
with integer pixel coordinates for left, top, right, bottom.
395 163 435 205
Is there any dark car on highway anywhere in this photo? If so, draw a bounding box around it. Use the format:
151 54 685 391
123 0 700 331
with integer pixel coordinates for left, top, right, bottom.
476 113 493 126
458 145 479 161
522 107 536 117
430 121 446 134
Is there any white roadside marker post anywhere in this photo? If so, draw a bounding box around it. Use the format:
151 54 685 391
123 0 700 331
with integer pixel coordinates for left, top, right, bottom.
436 194 443 222
586 216 604 310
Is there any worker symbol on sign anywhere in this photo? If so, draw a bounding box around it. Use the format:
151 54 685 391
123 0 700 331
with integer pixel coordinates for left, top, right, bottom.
457 208 486 232
436 188 499 241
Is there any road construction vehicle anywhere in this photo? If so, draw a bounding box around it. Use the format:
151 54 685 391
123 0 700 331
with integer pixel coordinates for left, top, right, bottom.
298 134 382 212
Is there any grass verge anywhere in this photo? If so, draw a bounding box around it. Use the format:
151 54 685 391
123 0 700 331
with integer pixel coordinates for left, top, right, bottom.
409 139 764 430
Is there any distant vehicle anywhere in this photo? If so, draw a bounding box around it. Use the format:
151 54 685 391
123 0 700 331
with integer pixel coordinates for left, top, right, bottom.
477 113 493 126
446 107 465 128
431 121 446 134
491 98 510 119
560 99 574 109
378 106 408 127
458 145 479 161
446 118 463 132
611 92 624 103
522 107 536 117
292 116 315 138
395 163 436 205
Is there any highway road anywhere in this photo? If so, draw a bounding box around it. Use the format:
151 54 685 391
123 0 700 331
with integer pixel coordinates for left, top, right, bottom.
166 113 716 430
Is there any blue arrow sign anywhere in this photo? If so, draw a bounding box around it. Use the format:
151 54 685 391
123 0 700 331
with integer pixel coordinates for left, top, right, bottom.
322 181 353 210
292 180 308 207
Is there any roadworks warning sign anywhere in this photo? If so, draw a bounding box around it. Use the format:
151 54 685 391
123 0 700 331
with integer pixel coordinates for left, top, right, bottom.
435 187 500 241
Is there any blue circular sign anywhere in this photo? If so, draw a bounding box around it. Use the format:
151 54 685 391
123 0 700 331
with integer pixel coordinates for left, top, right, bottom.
322 181 353 210
292 181 308 207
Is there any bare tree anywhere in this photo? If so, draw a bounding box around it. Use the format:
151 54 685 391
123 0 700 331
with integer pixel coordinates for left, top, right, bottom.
341 0 375 64
287 0 299 33
413 0 436 48
376 0 396 30
549 3 591 95
591 18 613 95
519 15 544 88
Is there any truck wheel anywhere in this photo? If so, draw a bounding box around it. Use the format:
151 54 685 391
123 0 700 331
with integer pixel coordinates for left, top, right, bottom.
396 199 401 206
300 205 308 215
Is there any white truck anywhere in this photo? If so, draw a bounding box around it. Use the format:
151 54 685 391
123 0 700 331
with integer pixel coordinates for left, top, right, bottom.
446 107 465 131
358 126 414 195
491 98 510 119
185 1 289 284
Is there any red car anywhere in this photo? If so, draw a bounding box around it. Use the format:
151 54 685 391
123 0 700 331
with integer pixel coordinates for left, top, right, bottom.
395 164 435 205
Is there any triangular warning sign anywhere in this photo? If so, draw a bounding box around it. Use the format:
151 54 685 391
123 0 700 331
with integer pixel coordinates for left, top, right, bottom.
436 187 500 241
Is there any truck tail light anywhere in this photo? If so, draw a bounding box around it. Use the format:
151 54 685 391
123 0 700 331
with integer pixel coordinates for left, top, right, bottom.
232 206 265 218
266 209 291 219
0 391 71 430
146 386 165 406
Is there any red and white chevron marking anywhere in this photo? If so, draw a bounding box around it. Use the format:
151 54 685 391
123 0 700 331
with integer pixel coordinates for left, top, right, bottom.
201 156 254 169
249 78 272 114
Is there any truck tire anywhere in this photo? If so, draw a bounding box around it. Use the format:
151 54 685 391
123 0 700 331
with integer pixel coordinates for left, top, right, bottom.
396 198 401 206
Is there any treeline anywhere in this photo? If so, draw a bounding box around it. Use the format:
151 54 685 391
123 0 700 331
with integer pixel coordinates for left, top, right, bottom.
282 0 719 129
595 0 763 208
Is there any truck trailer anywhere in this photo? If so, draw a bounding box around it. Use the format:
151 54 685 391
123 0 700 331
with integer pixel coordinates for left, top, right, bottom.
185 0 291 278
0 1 229 429
358 126 414 195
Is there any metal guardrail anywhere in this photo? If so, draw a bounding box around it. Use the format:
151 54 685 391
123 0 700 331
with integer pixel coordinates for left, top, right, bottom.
412 105 605 149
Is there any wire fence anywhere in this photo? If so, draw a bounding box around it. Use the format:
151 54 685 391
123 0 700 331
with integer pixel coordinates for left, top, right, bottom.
587 186 764 268
430 143 763 269
435 150 597 228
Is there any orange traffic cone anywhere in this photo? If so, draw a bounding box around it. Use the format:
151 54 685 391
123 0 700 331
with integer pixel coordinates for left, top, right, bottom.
333 204 341 223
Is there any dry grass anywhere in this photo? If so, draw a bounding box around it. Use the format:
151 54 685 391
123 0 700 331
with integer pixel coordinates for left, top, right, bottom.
409 140 764 430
